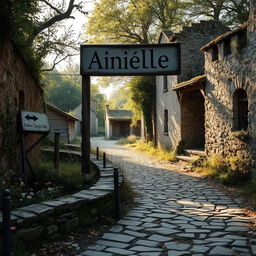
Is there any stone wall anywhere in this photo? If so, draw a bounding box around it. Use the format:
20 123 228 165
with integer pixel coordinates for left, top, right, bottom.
155 21 228 150
0 153 122 251
0 37 44 177
204 19 256 167
176 20 229 83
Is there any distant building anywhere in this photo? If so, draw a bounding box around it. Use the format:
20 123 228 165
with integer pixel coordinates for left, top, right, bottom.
46 103 79 143
72 99 98 136
105 105 141 139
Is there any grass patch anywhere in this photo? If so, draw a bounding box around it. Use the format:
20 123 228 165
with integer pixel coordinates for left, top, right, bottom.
190 154 251 185
117 135 137 145
129 140 176 162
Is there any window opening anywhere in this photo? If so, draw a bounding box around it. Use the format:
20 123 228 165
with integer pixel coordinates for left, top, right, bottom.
164 109 168 134
163 75 168 92
211 45 219 61
233 89 248 131
223 37 231 56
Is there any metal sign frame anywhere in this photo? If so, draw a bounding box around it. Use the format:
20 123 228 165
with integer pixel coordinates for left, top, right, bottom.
80 43 181 175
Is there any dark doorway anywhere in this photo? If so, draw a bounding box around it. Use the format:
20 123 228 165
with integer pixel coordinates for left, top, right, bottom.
181 90 205 148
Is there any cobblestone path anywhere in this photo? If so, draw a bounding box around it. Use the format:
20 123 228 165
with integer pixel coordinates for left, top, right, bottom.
77 138 256 256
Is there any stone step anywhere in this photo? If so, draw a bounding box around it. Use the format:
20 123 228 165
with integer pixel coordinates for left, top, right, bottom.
176 155 197 163
184 148 205 156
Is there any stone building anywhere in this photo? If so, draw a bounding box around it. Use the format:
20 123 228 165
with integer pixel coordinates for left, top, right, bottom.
105 105 141 139
72 99 99 137
0 36 44 177
200 1 256 166
155 21 228 150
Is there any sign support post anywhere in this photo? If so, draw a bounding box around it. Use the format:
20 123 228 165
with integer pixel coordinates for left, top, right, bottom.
80 43 181 176
82 76 91 175
19 110 50 184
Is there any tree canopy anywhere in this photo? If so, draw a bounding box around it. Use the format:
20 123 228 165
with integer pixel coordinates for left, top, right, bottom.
43 66 107 127
1 0 84 75
86 0 190 44
187 0 250 26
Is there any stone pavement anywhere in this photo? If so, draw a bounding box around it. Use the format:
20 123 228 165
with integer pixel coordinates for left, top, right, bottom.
77 138 256 256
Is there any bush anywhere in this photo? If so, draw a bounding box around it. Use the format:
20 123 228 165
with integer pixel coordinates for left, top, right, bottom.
0 155 99 209
190 154 251 185
117 135 137 145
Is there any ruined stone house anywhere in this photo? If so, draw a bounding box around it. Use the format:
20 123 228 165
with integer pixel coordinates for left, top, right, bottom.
0 36 44 178
200 3 256 166
155 21 228 151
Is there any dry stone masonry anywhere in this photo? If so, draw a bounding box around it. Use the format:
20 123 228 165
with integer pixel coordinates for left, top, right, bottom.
202 1 256 169
0 151 123 251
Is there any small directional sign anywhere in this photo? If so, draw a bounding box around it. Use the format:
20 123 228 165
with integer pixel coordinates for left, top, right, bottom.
21 111 50 133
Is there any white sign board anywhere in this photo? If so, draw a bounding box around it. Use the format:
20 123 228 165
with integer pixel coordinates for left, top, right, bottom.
21 111 50 133
80 44 181 76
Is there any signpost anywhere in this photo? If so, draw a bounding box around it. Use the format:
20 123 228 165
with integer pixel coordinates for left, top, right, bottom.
21 111 50 133
19 111 50 184
80 43 181 174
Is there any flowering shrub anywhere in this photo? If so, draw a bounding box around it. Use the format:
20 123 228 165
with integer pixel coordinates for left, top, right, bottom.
0 158 99 209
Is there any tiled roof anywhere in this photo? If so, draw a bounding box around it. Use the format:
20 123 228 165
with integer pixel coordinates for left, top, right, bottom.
172 75 206 90
107 109 133 120
201 23 247 51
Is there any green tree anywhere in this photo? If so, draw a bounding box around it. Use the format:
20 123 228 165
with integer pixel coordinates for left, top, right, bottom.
86 0 155 44
1 0 83 75
127 76 155 142
187 0 250 25
44 70 82 111
108 85 129 110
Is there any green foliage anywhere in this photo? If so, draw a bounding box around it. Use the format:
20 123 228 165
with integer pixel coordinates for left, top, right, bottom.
86 0 190 44
187 0 250 26
43 67 107 127
0 154 99 209
45 78 81 112
1 0 80 78
86 0 154 44
191 154 251 185
127 76 155 141
108 85 129 110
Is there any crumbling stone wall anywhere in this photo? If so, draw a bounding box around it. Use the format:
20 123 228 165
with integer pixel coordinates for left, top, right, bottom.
0 37 44 177
156 21 228 150
204 1 256 168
